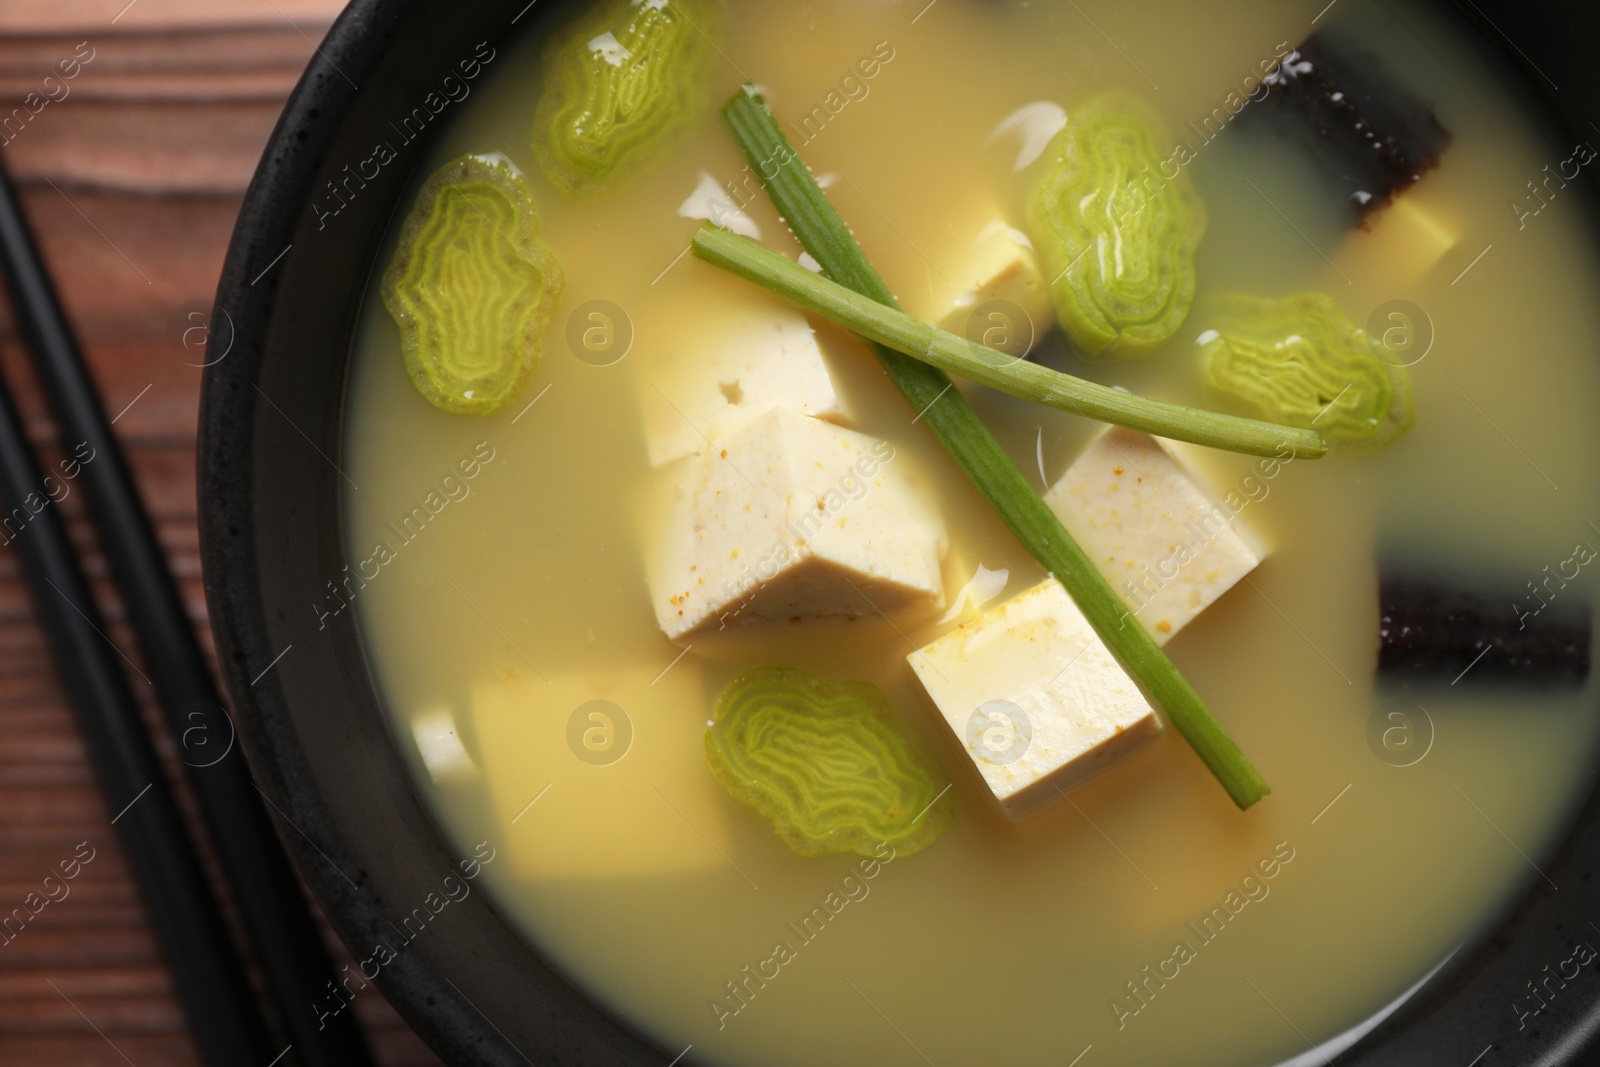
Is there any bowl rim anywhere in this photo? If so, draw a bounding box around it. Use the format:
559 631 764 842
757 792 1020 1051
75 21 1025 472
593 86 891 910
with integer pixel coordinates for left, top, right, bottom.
199 1 669 1062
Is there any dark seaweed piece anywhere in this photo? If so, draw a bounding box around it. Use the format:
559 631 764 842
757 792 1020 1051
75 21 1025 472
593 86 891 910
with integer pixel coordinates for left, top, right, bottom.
1379 577 1591 688
1248 32 1451 224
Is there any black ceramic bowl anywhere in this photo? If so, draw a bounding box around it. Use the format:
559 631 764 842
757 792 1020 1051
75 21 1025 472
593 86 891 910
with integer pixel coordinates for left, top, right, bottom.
199 2 1600 1063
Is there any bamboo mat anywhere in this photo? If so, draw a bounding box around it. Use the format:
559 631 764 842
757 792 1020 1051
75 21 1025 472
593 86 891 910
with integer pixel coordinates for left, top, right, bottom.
0 2 442 1063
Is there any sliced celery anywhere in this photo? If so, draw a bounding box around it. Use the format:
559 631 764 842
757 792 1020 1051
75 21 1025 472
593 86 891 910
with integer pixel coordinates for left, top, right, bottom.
533 0 719 197
1028 91 1207 358
705 667 954 857
381 155 563 415
1199 292 1414 453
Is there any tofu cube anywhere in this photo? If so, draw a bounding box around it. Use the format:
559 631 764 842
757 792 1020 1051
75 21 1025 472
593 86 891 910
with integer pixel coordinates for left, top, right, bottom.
907 579 1160 818
931 220 1054 358
1332 193 1460 287
411 707 477 783
473 662 731 880
638 302 848 467
646 407 947 640
1043 427 1265 642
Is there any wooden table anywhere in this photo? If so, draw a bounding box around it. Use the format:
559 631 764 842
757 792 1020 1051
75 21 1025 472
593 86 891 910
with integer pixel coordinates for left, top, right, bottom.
0 2 441 1062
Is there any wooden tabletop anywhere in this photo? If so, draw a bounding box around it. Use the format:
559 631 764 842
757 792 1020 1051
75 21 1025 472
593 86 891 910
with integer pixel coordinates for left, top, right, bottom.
0 2 442 1063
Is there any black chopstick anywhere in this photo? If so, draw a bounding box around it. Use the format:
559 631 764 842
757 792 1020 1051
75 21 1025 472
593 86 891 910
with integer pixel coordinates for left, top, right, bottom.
0 361 276 1060
0 164 376 1066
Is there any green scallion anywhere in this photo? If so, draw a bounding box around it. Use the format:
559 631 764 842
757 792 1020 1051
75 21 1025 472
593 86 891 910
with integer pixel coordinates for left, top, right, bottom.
691 224 1324 460
714 85 1271 810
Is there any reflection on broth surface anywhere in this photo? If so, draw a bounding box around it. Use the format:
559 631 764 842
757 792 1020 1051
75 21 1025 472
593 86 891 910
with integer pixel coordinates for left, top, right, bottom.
343 0 1600 1063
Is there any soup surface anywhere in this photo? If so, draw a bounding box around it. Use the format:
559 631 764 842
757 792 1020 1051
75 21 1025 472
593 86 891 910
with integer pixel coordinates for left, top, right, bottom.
342 1 1600 1063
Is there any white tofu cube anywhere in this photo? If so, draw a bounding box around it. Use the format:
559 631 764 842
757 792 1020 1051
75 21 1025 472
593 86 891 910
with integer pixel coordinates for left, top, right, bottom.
1043 427 1265 642
638 301 848 467
411 707 477 783
907 579 1160 818
930 219 1054 358
646 407 947 640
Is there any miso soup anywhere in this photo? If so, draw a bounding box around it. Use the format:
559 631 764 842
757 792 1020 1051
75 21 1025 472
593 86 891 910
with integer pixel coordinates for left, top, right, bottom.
342 1 1600 1063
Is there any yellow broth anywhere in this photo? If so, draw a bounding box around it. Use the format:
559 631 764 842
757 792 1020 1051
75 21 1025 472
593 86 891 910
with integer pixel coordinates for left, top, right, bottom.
342 1 1600 1063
